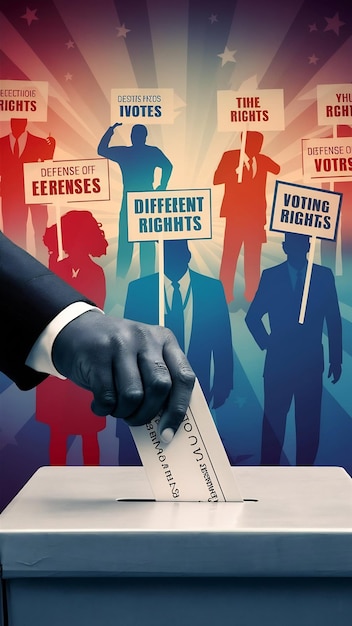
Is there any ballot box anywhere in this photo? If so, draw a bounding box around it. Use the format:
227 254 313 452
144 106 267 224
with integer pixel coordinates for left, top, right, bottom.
1 466 352 626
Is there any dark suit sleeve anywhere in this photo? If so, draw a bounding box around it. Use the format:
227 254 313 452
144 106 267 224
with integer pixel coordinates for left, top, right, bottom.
324 268 342 366
0 232 93 390
245 269 271 350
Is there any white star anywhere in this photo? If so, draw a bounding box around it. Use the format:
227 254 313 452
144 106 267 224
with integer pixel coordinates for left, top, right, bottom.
308 23 317 32
65 40 75 49
64 72 73 81
308 53 319 65
116 23 131 38
21 7 38 26
218 46 237 67
324 12 345 36
209 14 218 24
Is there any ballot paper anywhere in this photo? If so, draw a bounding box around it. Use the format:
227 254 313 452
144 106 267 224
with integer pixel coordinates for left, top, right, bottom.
130 379 242 502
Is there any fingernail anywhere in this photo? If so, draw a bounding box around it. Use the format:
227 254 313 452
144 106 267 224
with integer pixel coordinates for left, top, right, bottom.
161 428 174 444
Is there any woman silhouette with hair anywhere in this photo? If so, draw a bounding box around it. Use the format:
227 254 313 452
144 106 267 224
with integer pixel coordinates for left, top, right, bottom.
36 210 108 465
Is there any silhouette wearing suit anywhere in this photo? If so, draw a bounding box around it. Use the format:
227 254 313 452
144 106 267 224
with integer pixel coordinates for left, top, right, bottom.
118 239 234 464
245 233 342 466
214 131 280 305
36 210 108 465
0 118 56 262
98 122 173 278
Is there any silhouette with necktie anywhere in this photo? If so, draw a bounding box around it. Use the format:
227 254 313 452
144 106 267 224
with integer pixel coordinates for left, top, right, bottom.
245 232 342 466
167 279 188 351
97 122 173 279
0 118 56 263
214 131 280 307
117 239 234 464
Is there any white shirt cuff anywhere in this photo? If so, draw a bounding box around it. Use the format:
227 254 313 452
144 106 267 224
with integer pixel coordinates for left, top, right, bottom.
25 302 103 378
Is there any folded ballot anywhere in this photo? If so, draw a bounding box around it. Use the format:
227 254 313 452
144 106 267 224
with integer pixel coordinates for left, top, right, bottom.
130 379 242 501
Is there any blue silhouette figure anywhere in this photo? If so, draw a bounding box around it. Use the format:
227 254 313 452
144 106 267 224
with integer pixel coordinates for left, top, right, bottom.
117 239 234 464
98 122 173 278
245 233 342 466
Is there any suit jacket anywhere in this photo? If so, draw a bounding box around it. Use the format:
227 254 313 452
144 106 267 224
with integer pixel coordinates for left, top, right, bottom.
124 270 233 403
213 150 280 220
0 132 55 204
0 232 91 390
245 261 342 379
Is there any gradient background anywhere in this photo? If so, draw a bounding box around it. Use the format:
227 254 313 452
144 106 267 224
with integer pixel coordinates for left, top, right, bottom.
0 0 351 511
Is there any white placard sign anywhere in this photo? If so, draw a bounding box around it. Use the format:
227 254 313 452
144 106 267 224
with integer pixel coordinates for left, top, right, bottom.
0 80 49 122
270 180 342 241
302 137 352 183
217 89 285 132
317 83 352 126
111 88 174 125
24 158 110 204
127 188 212 242
130 379 242 502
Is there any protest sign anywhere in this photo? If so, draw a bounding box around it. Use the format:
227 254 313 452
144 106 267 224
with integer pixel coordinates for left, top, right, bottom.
217 89 285 181
317 83 352 127
127 188 212 242
270 180 342 323
111 88 175 125
217 89 285 133
24 158 110 258
0 80 48 122
130 379 243 502
302 137 352 183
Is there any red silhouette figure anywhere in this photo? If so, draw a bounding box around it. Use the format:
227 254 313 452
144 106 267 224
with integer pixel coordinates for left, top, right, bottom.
0 118 56 263
214 131 280 305
36 210 108 465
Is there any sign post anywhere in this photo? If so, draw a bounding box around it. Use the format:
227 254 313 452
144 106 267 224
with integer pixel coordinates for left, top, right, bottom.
126 187 242 501
270 180 342 323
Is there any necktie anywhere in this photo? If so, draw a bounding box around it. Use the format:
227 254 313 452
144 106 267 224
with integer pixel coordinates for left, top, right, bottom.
294 269 303 299
293 269 304 319
168 281 185 351
13 138 19 158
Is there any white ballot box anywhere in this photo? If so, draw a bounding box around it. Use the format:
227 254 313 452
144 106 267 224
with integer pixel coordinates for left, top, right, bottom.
1 466 352 626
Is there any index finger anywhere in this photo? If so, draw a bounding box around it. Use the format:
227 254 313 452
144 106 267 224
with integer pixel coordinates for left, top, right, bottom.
157 340 195 440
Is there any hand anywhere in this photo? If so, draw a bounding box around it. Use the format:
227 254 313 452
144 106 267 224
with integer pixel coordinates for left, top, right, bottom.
328 363 342 384
112 122 123 131
211 386 232 410
52 311 195 440
45 136 56 147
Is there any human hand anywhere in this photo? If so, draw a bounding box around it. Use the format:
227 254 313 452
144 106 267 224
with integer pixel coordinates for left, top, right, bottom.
46 136 56 148
328 363 342 384
52 311 195 441
211 386 231 410
112 122 123 131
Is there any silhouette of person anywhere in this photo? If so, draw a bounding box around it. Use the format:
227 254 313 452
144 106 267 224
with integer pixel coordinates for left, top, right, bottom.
245 232 342 466
214 131 280 306
118 239 234 464
35 210 108 465
0 118 56 263
98 122 173 278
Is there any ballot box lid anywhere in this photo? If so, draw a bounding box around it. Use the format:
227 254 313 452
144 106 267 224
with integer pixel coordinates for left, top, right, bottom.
1 466 352 578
